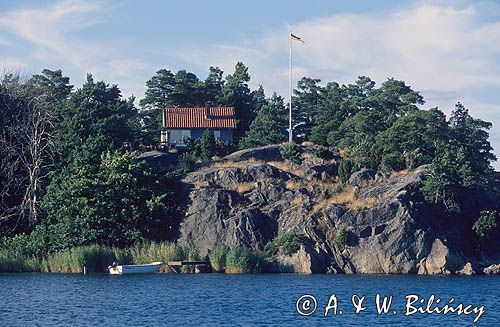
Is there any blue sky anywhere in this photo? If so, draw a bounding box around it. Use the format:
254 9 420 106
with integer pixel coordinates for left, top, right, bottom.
0 0 499 169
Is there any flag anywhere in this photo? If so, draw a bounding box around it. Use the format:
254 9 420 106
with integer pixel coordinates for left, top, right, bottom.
290 32 304 43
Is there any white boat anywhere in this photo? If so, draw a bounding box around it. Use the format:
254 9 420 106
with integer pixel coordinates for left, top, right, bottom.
108 262 163 275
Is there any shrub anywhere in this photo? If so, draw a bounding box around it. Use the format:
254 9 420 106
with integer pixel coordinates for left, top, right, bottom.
473 211 498 239
208 245 229 272
225 247 265 273
335 228 348 246
264 232 303 256
280 142 302 164
0 232 45 258
338 159 353 184
314 146 334 160
200 129 216 161
178 152 197 173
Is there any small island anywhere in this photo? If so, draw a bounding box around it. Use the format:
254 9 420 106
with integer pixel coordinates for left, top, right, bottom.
1 68 498 275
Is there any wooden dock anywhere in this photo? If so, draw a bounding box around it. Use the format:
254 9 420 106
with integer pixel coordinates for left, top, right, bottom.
167 261 211 266
166 261 211 273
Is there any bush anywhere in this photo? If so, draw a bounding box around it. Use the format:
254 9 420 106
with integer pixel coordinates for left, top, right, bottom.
41 150 181 251
178 152 197 173
338 159 353 184
335 228 348 246
264 232 303 256
225 247 265 273
200 129 216 161
314 146 334 160
0 232 45 258
280 142 302 164
215 140 236 157
473 211 498 239
208 245 229 272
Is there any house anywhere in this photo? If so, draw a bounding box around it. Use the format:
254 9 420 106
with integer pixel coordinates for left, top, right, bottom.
161 102 235 147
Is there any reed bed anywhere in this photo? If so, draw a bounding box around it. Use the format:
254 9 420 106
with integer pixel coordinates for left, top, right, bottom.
129 242 199 273
208 245 229 272
0 249 41 272
1 241 267 274
41 245 130 273
225 247 265 274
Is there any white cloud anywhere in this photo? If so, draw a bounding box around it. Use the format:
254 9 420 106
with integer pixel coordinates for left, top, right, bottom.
175 3 500 168
0 0 150 99
0 0 106 68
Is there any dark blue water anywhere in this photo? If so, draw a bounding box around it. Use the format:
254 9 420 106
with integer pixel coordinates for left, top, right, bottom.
0 274 498 326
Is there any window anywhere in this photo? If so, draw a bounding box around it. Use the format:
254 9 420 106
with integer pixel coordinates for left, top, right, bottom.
213 130 221 140
178 130 191 145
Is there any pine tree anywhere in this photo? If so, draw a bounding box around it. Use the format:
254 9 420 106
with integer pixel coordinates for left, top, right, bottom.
239 93 287 149
218 62 255 143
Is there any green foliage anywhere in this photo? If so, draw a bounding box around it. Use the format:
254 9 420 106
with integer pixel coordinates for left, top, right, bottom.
280 142 302 164
218 62 257 143
472 211 498 239
376 108 448 171
0 249 41 273
200 129 217 161
208 245 229 272
178 152 198 173
225 247 265 273
422 142 461 211
128 241 187 265
41 150 180 252
448 103 496 186
335 228 348 246
292 77 322 143
422 103 495 212
57 74 137 163
0 241 202 273
239 93 288 149
313 146 334 160
139 68 207 146
264 232 303 256
180 133 235 168
0 71 72 235
41 244 129 273
338 159 354 184
0 232 45 258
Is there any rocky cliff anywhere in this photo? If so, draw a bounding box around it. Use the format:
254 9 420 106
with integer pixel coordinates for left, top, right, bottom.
176 145 500 274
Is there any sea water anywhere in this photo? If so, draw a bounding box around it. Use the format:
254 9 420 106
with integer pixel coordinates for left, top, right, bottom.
0 273 498 326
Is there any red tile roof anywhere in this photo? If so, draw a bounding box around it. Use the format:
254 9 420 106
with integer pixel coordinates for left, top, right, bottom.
164 107 236 129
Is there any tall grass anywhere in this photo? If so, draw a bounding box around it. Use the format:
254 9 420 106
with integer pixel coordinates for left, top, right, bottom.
129 241 199 273
208 245 228 272
0 249 41 272
225 247 265 274
41 245 131 273
1 242 269 274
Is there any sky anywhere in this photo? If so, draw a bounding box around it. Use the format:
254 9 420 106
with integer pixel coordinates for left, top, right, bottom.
0 0 499 169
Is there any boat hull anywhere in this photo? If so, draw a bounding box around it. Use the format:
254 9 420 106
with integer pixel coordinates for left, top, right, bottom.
108 262 163 275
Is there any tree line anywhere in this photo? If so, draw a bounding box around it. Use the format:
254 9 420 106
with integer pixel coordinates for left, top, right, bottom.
0 62 497 255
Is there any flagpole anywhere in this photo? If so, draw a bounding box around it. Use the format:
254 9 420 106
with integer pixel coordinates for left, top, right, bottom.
288 30 293 143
